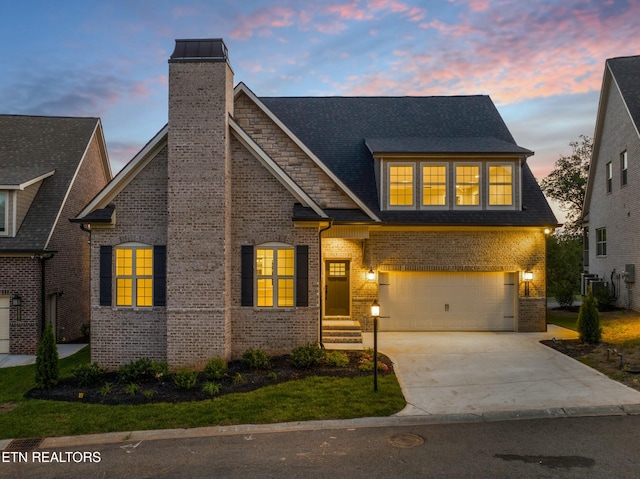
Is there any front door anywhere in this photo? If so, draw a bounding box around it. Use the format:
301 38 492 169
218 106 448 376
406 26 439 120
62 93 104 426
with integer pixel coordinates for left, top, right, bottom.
325 260 350 316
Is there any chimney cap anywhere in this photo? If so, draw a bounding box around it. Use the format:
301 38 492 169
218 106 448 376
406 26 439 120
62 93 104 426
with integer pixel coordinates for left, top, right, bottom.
169 38 228 63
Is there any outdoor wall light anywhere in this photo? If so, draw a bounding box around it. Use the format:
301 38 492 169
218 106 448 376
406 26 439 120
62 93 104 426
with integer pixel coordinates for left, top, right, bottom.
366 268 376 282
12 294 22 321
523 271 533 296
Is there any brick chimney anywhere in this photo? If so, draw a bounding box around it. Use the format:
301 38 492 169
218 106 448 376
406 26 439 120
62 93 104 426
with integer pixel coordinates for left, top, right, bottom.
166 39 234 365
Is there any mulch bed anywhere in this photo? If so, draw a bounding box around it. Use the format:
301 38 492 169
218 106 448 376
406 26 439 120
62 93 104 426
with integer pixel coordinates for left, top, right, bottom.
25 352 393 406
540 339 600 358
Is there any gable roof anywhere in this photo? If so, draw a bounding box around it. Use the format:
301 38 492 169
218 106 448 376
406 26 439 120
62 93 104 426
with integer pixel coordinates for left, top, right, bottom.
583 55 640 219
607 55 640 135
0 115 107 251
260 96 555 226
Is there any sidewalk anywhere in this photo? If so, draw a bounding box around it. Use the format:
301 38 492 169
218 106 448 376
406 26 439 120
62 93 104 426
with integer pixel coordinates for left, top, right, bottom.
0 343 87 368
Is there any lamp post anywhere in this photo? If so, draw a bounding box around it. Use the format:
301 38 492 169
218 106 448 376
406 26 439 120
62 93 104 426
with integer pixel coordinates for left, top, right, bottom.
371 299 380 392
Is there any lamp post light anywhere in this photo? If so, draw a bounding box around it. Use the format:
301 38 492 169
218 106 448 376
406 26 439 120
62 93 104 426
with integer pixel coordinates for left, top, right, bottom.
371 299 380 392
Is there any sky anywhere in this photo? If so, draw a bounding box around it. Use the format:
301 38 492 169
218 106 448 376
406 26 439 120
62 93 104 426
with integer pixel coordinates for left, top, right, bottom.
1 0 639 186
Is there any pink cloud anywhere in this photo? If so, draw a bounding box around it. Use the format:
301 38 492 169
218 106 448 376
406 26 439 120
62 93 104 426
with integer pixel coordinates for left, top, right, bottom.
342 1 640 106
230 6 297 39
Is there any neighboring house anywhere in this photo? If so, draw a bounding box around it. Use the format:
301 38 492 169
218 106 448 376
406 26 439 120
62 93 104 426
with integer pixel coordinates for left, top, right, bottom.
583 55 640 309
73 39 557 369
0 115 111 354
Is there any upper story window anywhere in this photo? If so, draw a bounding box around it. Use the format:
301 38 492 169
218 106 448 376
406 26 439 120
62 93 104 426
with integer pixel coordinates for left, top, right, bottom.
455 165 480 206
488 165 513 206
422 165 447 206
256 245 295 307
0 192 6 235
596 228 607 256
621 150 628 186
115 244 153 307
606 161 613 193
389 165 414 207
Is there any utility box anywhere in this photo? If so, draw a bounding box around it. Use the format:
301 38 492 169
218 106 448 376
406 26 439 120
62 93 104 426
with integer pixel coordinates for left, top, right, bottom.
625 264 635 283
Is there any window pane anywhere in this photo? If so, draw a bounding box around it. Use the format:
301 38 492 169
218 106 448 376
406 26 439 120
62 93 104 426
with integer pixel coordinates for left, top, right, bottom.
277 279 295 307
136 248 153 276
0 192 6 232
116 249 133 276
390 165 414 206
422 166 446 205
455 166 479 205
116 278 132 306
136 278 153 307
256 249 273 276
257 279 273 307
277 249 295 276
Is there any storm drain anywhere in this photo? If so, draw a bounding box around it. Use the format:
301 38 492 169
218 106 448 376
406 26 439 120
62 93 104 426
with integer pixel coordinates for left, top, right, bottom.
388 433 424 449
4 438 43 452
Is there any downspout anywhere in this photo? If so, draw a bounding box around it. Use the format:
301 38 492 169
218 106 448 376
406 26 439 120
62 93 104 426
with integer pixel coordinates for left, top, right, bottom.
318 220 334 348
38 252 56 338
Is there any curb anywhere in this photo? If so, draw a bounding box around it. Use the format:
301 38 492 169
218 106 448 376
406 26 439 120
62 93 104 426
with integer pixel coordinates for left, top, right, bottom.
3 404 640 451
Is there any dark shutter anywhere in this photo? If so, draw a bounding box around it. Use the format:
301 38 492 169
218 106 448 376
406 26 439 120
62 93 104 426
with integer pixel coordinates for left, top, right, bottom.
99 245 112 306
153 245 166 307
296 245 309 307
241 245 254 306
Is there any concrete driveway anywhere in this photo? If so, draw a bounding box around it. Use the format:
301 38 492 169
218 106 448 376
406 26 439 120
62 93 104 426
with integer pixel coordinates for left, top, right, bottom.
363 325 640 417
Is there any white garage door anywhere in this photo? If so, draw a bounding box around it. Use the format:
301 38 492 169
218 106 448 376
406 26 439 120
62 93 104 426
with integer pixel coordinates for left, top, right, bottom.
0 296 9 354
378 272 516 331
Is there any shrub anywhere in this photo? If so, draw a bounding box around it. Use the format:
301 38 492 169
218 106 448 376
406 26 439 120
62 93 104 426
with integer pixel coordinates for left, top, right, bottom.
290 343 323 368
80 322 90 340
118 357 154 383
242 349 271 370
151 361 170 381
173 368 198 390
554 281 576 308
324 351 349 368
232 372 245 384
577 291 602 344
35 323 59 389
126 383 140 396
99 382 113 396
202 381 221 396
73 362 106 387
204 357 227 380
593 285 614 311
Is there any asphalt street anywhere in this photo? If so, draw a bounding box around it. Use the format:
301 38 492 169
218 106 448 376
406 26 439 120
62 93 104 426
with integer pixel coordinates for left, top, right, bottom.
2 415 639 478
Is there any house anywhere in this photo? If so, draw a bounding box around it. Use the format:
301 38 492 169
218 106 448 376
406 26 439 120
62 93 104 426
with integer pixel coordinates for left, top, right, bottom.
0 115 111 354
73 38 557 368
583 55 640 308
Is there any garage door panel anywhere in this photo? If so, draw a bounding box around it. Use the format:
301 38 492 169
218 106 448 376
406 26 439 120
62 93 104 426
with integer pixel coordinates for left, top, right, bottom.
0 296 9 354
379 272 515 332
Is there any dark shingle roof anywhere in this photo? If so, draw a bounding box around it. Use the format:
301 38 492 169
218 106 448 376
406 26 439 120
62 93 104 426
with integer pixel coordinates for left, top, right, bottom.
260 96 556 226
608 55 640 132
0 115 99 251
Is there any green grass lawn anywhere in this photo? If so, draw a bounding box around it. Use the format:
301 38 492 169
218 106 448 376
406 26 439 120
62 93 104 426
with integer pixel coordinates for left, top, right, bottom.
0 348 405 440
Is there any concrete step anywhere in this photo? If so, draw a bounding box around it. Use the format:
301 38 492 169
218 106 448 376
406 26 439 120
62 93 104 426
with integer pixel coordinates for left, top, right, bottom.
322 320 363 345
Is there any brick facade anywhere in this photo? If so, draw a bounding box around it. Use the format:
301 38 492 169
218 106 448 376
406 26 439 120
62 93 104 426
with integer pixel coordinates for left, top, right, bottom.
587 78 640 310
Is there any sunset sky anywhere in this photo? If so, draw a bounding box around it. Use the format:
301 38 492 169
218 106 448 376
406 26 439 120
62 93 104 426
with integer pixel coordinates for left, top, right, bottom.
1 0 639 182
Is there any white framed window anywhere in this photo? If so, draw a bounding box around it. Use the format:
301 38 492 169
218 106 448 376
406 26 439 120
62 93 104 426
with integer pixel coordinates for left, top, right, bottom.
621 150 628 186
421 164 448 207
488 164 514 206
256 244 295 307
455 164 480 206
388 164 415 208
115 243 153 307
606 162 612 193
0 192 6 235
596 228 607 257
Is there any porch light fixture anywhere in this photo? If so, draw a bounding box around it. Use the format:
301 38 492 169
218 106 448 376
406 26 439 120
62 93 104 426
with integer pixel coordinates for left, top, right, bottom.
523 271 533 296
366 268 376 282
12 294 22 321
371 299 380 392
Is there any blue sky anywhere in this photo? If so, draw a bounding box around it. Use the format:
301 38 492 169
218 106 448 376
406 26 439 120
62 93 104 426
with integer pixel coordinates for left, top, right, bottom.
1 0 639 182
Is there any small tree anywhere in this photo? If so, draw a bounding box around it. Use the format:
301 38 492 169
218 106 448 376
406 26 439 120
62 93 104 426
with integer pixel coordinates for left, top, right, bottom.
577 291 602 344
35 323 59 389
